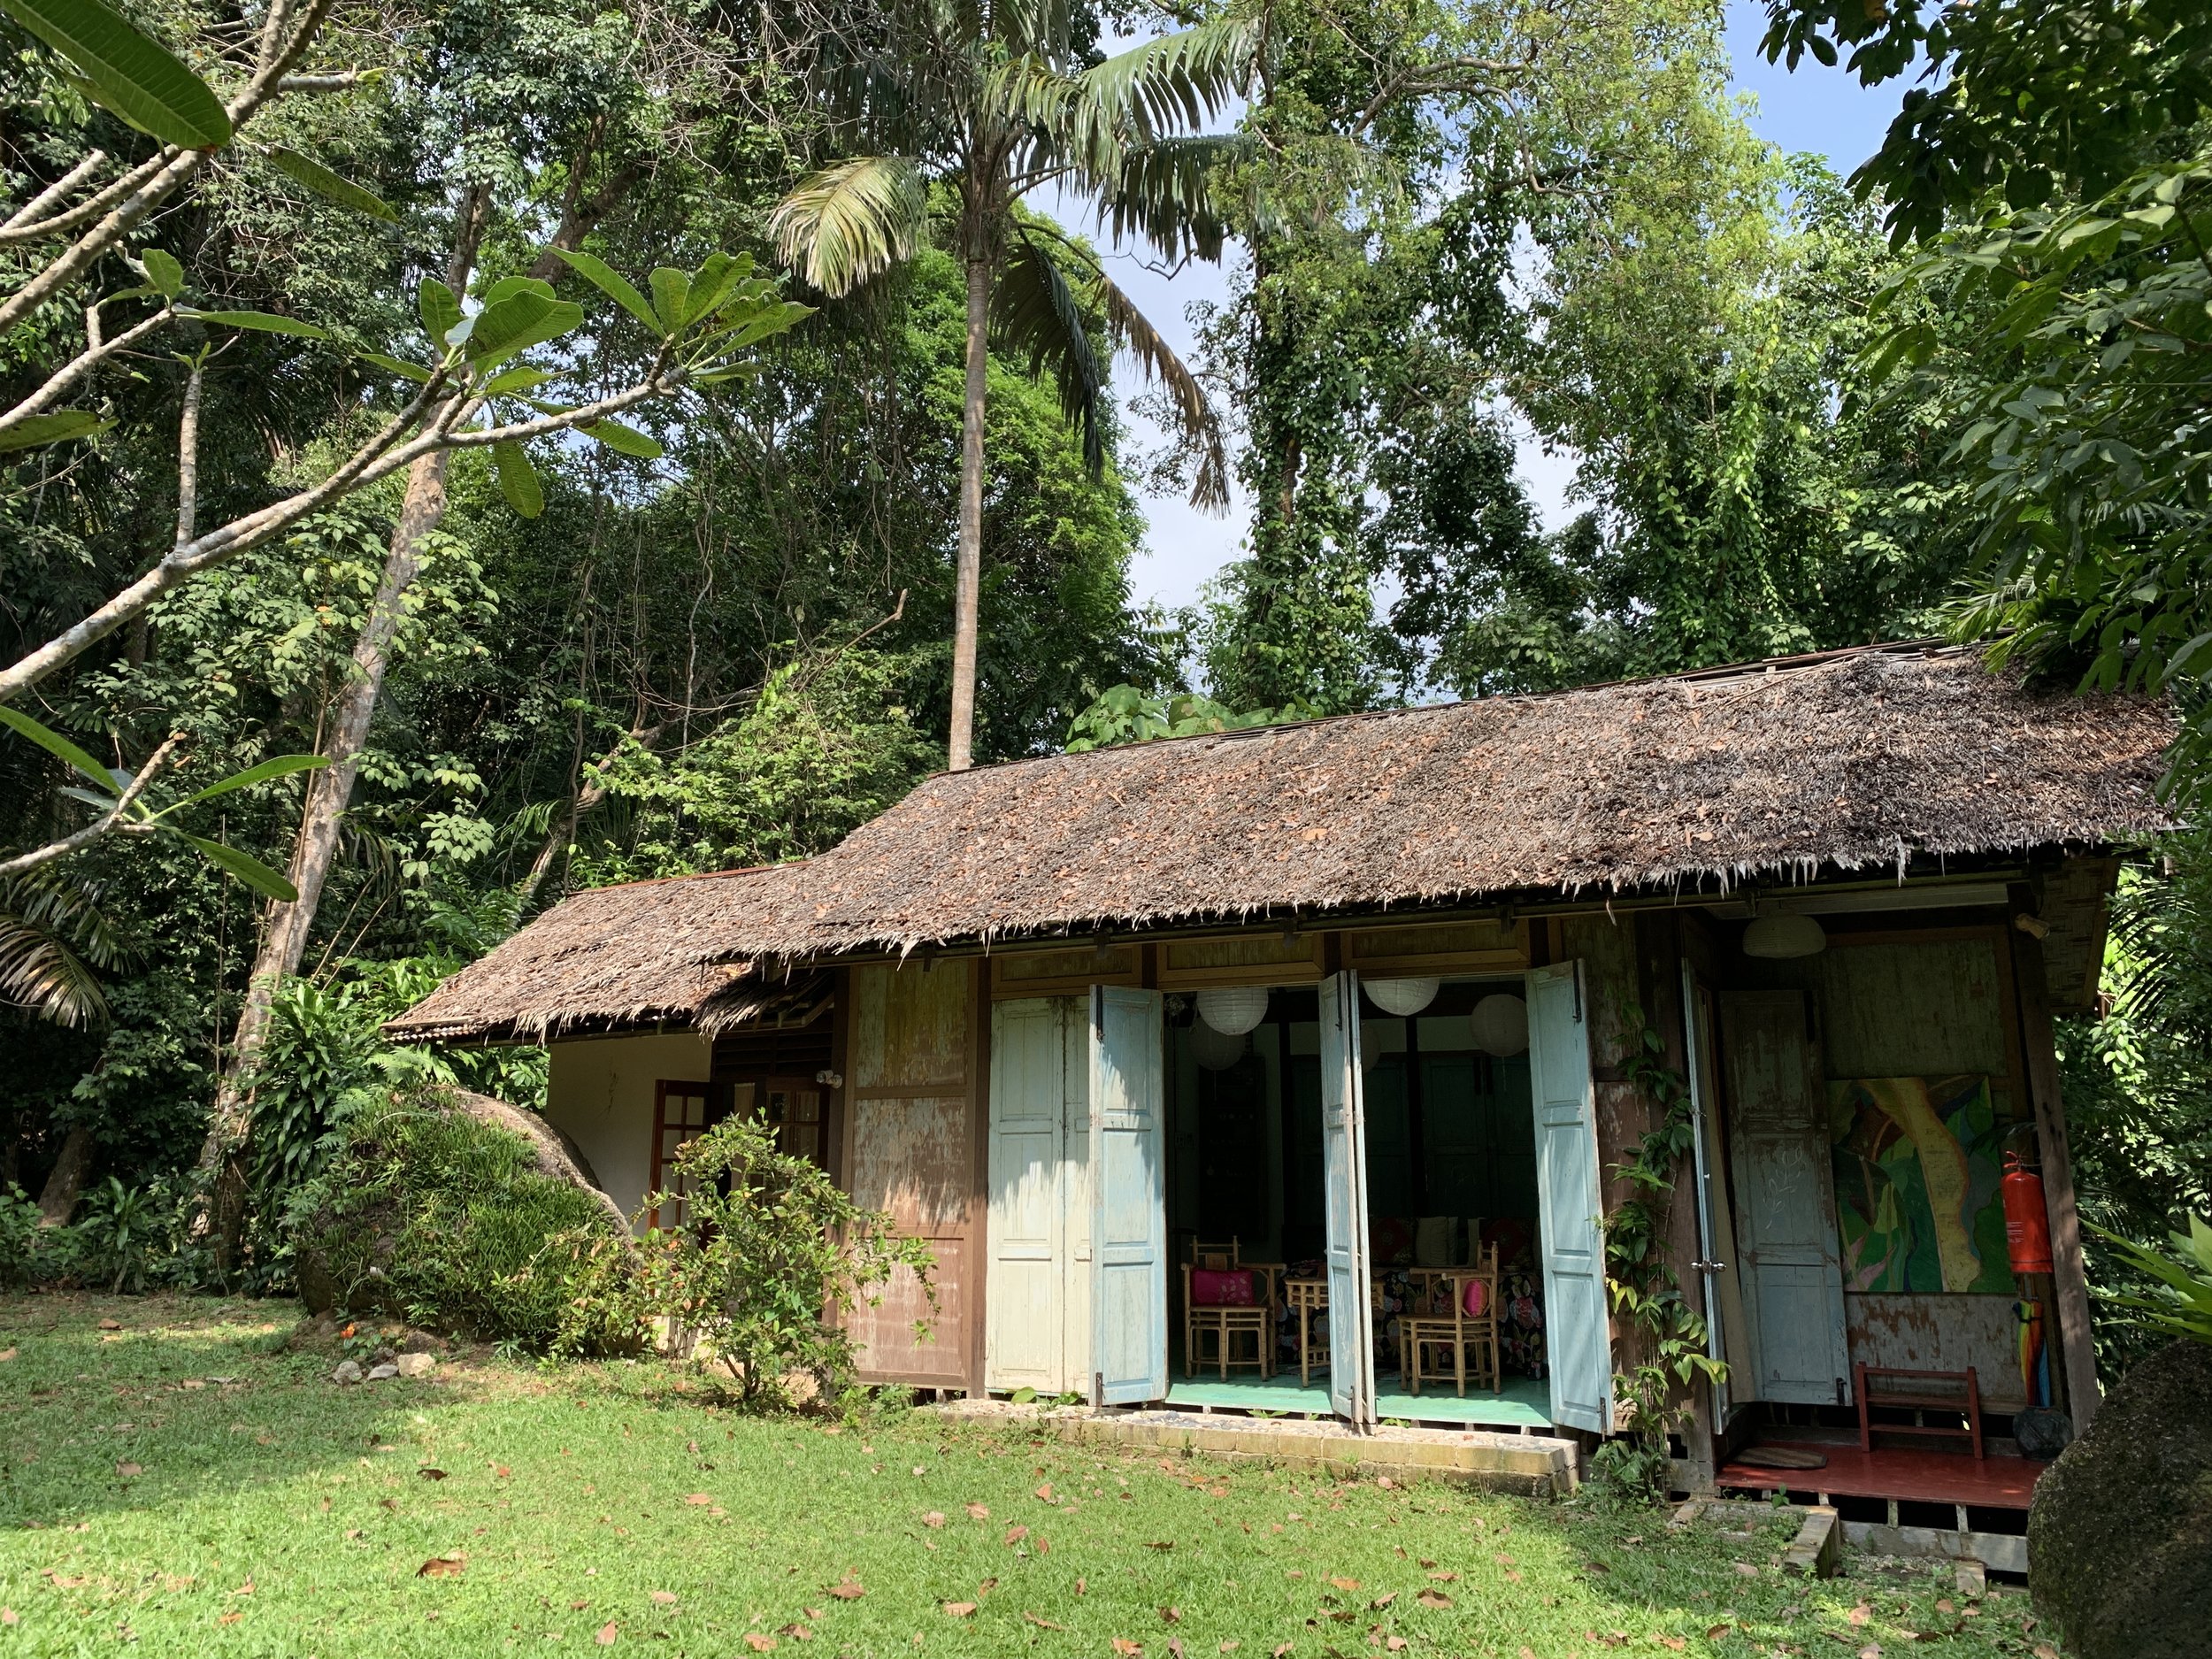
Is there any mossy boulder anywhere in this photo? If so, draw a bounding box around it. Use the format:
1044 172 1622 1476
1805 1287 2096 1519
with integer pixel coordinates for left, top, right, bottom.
288 1085 634 1349
2028 1338 2212 1659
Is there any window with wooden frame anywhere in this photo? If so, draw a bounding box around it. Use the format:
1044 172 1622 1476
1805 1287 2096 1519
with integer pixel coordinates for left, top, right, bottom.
649 1080 726 1229
760 1078 825 1166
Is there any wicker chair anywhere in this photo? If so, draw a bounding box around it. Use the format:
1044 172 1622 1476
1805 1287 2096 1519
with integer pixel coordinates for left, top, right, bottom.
1182 1240 1277 1380
1400 1243 1501 1396
1283 1277 1331 1386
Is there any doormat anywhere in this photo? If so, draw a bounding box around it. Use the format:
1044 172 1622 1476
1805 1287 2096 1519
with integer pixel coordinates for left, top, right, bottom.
1735 1445 1830 1471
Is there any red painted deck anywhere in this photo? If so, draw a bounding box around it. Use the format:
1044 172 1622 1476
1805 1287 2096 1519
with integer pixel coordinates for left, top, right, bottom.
1717 1443 2043 1509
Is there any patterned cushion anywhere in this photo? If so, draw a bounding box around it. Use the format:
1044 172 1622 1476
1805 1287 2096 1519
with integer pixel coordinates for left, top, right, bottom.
1191 1268 1255 1306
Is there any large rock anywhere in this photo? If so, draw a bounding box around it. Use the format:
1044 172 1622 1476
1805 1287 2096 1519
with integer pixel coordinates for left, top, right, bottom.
2028 1338 2212 1659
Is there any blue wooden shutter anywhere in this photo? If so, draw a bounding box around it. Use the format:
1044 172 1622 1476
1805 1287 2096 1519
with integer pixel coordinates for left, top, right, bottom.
1526 961 1612 1434
1318 971 1377 1425
1089 985 1166 1405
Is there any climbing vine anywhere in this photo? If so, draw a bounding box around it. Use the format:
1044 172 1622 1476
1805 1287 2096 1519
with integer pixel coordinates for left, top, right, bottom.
1597 1002 1728 1498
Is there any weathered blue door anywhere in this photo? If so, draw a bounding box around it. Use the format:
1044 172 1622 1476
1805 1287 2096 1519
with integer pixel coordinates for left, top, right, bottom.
1318 971 1377 1425
1720 990 1850 1405
1525 962 1612 1434
1089 985 1166 1405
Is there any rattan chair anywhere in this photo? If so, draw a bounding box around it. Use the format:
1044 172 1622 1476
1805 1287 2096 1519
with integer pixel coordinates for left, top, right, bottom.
1182 1239 1277 1380
1283 1277 1331 1385
1400 1243 1501 1396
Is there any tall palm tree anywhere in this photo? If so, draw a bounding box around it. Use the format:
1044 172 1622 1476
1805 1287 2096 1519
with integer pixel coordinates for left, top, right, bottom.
771 3 1256 770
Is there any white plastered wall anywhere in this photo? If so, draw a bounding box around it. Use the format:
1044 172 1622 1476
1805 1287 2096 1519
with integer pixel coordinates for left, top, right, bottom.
544 1032 715 1230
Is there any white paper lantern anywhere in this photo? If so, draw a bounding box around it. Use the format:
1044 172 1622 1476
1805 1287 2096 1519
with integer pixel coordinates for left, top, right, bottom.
1195 985 1270 1036
1469 993 1529 1056
1364 976 1440 1018
1742 912 1826 959
1190 1018 1248 1071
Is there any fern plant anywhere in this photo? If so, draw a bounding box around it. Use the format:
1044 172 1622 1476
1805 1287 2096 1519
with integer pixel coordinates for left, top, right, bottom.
2090 1215 2212 1348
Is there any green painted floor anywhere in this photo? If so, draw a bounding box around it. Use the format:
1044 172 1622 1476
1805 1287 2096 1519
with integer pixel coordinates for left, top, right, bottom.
1164 1366 1555 1429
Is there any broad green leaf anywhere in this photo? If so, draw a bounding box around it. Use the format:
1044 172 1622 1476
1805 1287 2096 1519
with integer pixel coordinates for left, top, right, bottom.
139 247 183 297
0 703 119 790
169 752 329 810
716 299 813 353
681 253 748 326
419 279 462 348
176 307 327 339
579 419 662 460
688 362 764 386
465 292 581 369
0 0 232 149
264 146 398 223
480 365 554 395
57 782 122 815
491 440 543 518
0 409 113 452
648 266 691 334
357 351 434 383
549 247 663 335
477 276 557 307
181 833 298 901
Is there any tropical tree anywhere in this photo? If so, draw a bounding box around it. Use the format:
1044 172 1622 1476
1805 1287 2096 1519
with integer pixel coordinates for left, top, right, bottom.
768 1 1248 770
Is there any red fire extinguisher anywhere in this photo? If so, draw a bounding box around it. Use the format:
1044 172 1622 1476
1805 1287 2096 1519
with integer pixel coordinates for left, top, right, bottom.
2002 1154 2055 1276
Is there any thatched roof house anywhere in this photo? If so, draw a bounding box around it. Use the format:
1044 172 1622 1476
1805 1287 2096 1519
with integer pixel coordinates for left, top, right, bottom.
391 642 2170 1043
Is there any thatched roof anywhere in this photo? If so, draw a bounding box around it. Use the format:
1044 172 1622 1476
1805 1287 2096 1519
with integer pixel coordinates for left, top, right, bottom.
389 643 2174 1042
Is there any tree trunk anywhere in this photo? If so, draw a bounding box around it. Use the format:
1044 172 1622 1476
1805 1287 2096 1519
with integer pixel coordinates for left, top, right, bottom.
947 252 991 772
36 1124 91 1226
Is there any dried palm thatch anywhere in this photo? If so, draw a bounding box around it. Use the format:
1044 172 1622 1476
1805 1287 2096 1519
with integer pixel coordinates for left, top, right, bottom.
391 644 2175 1042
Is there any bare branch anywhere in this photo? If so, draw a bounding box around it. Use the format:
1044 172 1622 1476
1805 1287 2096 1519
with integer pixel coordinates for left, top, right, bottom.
2 150 109 232
0 732 184 879
173 365 203 549
0 305 173 437
274 72 360 92
0 152 171 247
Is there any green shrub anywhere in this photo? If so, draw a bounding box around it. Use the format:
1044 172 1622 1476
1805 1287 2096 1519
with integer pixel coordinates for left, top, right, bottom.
637 1116 936 1409
68 1176 165 1293
0 1184 43 1287
2091 1214 2212 1348
285 1086 632 1349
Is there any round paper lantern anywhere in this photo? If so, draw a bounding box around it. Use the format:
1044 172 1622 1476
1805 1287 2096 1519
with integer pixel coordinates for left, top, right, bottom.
1190 1018 1248 1071
1195 985 1270 1036
1742 912 1826 959
1469 993 1529 1056
1364 976 1440 1018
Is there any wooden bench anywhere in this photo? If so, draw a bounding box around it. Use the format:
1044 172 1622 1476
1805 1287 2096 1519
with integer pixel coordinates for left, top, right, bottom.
1855 1361 1984 1460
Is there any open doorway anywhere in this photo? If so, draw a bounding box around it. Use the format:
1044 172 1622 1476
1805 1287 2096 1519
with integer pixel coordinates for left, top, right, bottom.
1162 978 1557 1429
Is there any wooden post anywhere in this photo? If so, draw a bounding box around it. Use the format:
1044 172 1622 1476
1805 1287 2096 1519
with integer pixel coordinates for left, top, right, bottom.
967 956 991 1398
2008 926 2101 1429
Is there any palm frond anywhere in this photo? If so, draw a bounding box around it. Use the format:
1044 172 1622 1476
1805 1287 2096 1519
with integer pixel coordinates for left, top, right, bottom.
0 870 125 1029
987 54 1125 180
770 157 933 298
1093 262 1230 512
991 231 1108 477
1094 134 1248 265
1078 17 1262 139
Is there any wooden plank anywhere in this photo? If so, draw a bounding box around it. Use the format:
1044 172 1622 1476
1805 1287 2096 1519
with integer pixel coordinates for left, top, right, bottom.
991 943 1141 997
966 957 989 1396
1846 1294 2029 1410
850 961 968 1090
1158 932 1326 988
1343 918 1531 977
2008 926 2101 1429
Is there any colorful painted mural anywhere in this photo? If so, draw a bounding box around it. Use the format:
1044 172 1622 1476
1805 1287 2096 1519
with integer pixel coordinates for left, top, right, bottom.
1829 1074 2016 1294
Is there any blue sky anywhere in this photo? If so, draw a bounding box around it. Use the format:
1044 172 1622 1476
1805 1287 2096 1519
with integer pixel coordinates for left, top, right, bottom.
1098 0 1909 613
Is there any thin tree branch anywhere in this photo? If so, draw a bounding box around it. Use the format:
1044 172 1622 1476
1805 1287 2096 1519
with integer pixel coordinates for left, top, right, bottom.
173 365 203 549
0 305 173 436
2 150 109 232
0 732 184 879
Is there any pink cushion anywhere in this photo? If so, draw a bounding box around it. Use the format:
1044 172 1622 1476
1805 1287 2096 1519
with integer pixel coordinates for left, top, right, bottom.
1191 1268 1255 1306
1462 1279 1490 1318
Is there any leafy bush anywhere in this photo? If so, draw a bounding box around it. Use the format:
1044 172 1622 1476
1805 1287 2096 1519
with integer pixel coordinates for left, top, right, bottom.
286 1087 631 1349
2090 1215 2212 1349
69 1177 166 1293
638 1116 936 1409
0 1184 43 1287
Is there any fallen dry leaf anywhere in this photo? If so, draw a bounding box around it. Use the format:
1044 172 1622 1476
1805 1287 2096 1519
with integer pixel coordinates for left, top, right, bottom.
1417 1590 1453 1609
1733 1563 1760 1578
1426 1571 1457 1583
1161 1607 1182 1624
1143 1540 1174 1551
779 1624 814 1641
98 1318 121 1330
1848 1606 1872 1627
419 1468 447 1482
1273 1647 1292 1659
826 1578 865 1601
416 1557 465 1579
495 1465 511 1479
231 1578 254 1597
2032 1647 2060 1659
1329 1577 1361 1592
923 1511 946 1528
649 1591 677 1606
0 1348 17 1362
595 1622 618 1646
1659 1640 1686 1653
219 1611 242 1626
1025 1612 1065 1631
115 1462 142 1478
1111 1641 1143 1657
1705 1625 1732 1640
743 1635 778 1653
965 1502 990 1520
1857 1647 1880 1659
684 1493 715 1506
1004 1525 1029 1546
1504 1571 1524 1584
1035 1483 1054 1501
943 1601 977 1618
1 1609 15 1625
1169 1641 1186 1659
1219 1644 1239 1654
1386 1639 1408 1653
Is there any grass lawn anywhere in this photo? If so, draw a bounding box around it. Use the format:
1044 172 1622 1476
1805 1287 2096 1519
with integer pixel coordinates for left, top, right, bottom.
1 1294 2060 1657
